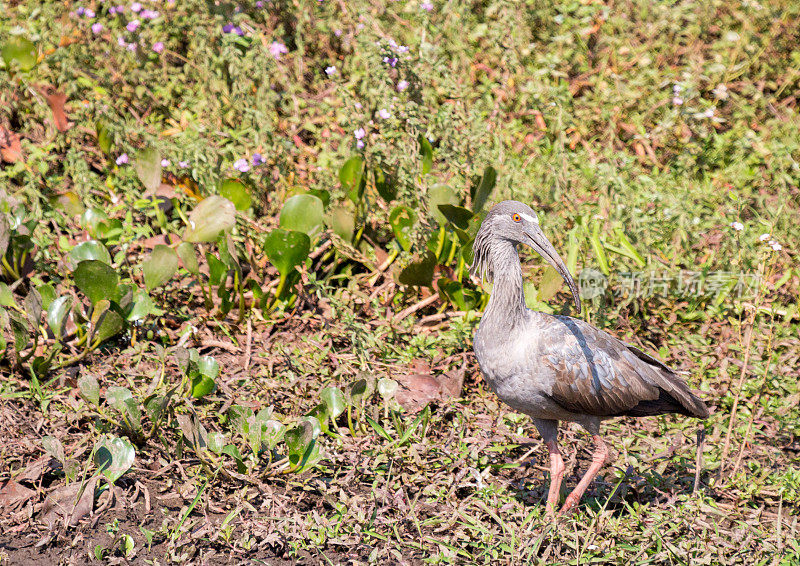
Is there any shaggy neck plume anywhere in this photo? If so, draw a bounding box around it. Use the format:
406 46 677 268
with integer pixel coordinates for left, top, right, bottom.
473 236 527 332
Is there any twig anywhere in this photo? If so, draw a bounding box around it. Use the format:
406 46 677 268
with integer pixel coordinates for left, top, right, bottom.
244 318 252 371
393 293 440 322
693 427 705 495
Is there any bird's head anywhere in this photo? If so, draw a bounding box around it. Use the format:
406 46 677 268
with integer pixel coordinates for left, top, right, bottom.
471 200 581 313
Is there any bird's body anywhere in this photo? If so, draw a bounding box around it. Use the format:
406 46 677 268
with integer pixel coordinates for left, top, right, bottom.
471 200 709 516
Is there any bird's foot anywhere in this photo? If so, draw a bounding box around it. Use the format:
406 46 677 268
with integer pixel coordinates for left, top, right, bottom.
559 495 579 515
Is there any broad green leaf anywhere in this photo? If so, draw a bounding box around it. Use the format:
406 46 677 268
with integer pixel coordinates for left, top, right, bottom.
471 166 497 213
398 251 436 287
42 436 66 464
74 260 119 305
327 205 355 242
418 134 433 175
183 196 236 243
0 282 15 307
94 436 135 484
191 375 216 398
279 194 324 238
438 278 480 311
218 178 252 211
106 386 133 407
437 204 474 230
206 252 227 287
428 184 458 225
134 146 161 191
197 355 219 379
142 244 179 291
221 444 246 473
378 378 398 400
71 240 111 265
126 289 155 322
285 417 321 469
227 405 254 437
389 206 416 252
78 373 101 405
339 156 363 195
1 36 37 71
96 121 112 155
263 229 310 278
176 242 199 276
93 306 125 345
9 311 28 352
307 189 330 208
24 287 42 327
207 432 227 454
320 387 346 420
36 284 56 311
47 296 73 339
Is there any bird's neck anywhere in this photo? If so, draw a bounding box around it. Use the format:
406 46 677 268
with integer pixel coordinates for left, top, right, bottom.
482 240 527 330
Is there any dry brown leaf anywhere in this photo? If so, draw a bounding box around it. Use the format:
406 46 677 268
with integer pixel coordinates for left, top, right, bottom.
40 86 71 132
0 125 23 163
0 480 36 511
39 476 96 529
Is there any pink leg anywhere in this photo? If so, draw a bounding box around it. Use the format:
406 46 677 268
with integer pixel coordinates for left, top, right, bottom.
545 441 565 519
560 435 608 514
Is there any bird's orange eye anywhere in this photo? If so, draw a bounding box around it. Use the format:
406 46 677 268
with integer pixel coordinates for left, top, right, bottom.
512 213 521 222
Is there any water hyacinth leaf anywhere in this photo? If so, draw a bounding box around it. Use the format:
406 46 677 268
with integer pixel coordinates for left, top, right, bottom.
221 444 246 473
197 356 219 379
327 205 356 242
47 295 73 339
438 204 474 230
263 229 310 278
134 146 162 191
207 432 226 454
95 219 123 243
320 387 346 420
398 251 436 287
106 385 134 408
82 208 108 234
428 184 458 225
183 196 236 243
9 311 28 352
418 134 433 175
227 405 254 437
307 189 330 208
378 377 398 400
191 375 216 398
374 167 397 202
279 194 325 238
127 289 155 322
438 278 480 311
94 436 135 484
70 240 112 266
471 166 497 213
74 260 119 305
339 155 363 195
218 178 252 211
176 242 199 276
1 36 37 71
142 244 179 291
93 307 125 346
206 252 227 287
24 287 42 327
0 282 15 307
285 417 321 469
389 206 416 252
78 374 100 406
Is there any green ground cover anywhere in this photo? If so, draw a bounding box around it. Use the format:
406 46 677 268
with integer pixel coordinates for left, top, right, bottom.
1 0 799 563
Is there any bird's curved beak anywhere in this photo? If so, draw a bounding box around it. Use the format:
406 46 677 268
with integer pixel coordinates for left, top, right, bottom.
523 224 582 314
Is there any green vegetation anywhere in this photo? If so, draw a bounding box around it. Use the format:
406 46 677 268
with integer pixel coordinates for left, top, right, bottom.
1 0 798 563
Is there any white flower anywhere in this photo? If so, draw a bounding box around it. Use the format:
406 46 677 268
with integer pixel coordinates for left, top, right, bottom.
325 65 337 76
704 107 715 118
354 127 365 140
759 233 770 242
377 108 391 119
771 242 782 251
730 221 743 231
397 80 409 92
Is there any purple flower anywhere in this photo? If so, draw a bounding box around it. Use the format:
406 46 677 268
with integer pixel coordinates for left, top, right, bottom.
252 153 265 166
269 41 288 59
109 6 117 15
77 6 85 16
131 2 142 12
117 35 126 46
233 158 250 173
115 5 125 12
84 8 96 18
421 1 433 10
91 23 104 34
325 65 337 76
378 109 391 119
256 0 264 6
334 29 342 37
383 56 397 67
141 9 159 19
161 159 170 167
178 160 189 168
354 128 365 140
152 41 164 53
127 42 137 51
396 45 409 54
356 140 364 149
116 153 129 165
397 80 409 92
234 26 244 36
126 19 140 32
223 23 234 33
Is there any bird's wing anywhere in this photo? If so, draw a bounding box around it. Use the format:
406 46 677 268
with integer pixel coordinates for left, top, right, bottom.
538 316 708 418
